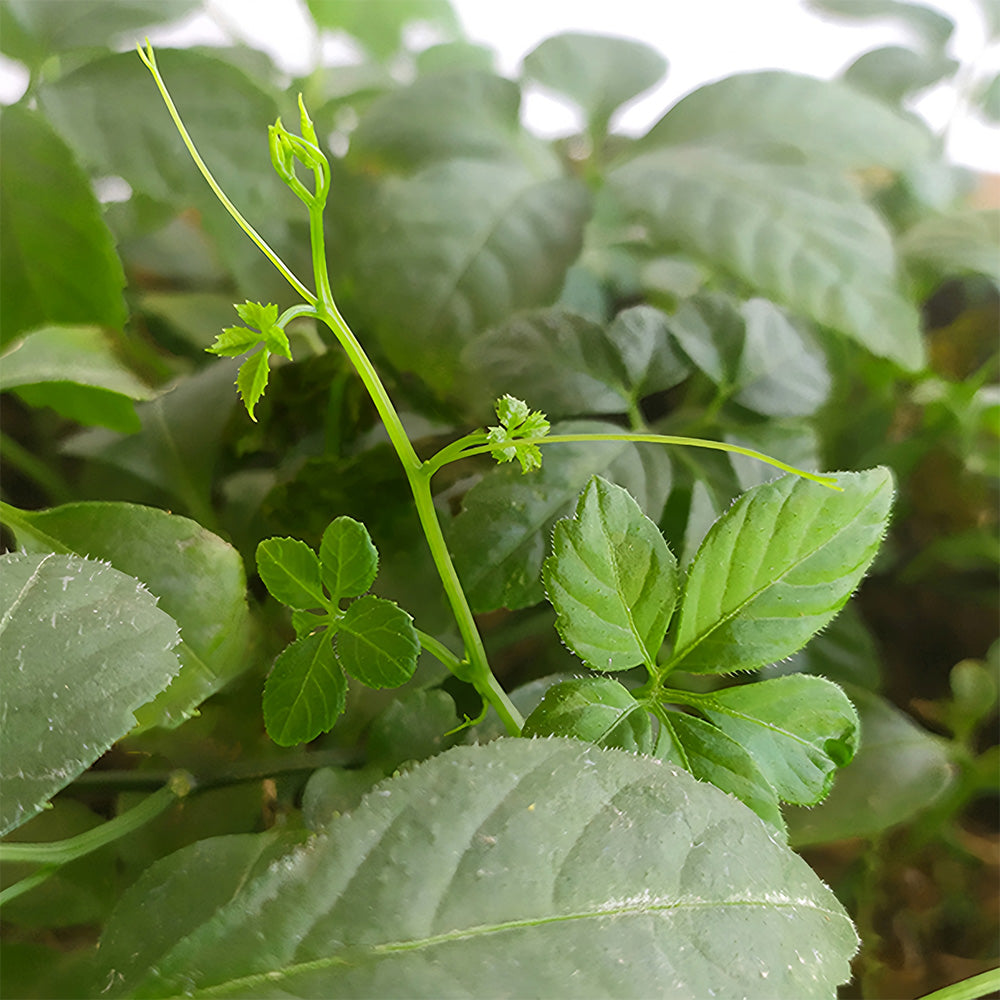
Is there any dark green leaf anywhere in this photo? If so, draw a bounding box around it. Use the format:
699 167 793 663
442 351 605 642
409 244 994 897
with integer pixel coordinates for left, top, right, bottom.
354 160 590 389
545 476 677 671
668 468 895 674
656 709 785 831
786 686 953 845
638 70 932 168
696 675 859 805
94 739 857 998
608 146 925 369
522 32 668 133
450 421 672 612
521 676 654 753
256 537 327 611
306 0 460 61
319 517 379 601
337 595 420 688
263 632 347 747
0 106 126 345
0 552 181 834
349 71 524 171
4 501 253 730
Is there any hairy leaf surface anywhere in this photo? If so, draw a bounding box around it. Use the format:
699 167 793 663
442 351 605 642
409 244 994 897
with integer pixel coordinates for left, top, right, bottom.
94 739 857 998
669 468 894 674
697 675 860 805
544 477 677 671
0 553 181 834
3 501 252 729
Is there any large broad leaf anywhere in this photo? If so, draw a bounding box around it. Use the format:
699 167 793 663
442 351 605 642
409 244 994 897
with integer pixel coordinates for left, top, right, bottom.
696 675 860 806
0 106 126 345
544 476 677 671
0 325 153 432
354 160 590 389
668 468 894 674
656 710 785 832
607 146 924 369
521 32 668 134
521 677 654 753
305 0 460 61
786 685 954 845
2 501 252 730
0 552 181 835
93 739 857 998
0 1 198 67
348 71 526 172
638 70 932 168
450 421 672 612
461 304 689 420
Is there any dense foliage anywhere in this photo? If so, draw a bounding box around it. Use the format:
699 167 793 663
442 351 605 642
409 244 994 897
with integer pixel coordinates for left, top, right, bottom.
1 2 997 998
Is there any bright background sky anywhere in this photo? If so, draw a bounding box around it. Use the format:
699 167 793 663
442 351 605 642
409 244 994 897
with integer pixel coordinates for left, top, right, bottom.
2 0 997 170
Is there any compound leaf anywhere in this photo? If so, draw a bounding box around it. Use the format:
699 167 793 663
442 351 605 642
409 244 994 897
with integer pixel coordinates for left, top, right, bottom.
521 676 654 753
336 595 420 689
545 476 677 671
697 675 860 805
0 552 181 835
263 631 347 747
668 468 894 675
319 517 379 601
256 537 327 611
93 739 857 999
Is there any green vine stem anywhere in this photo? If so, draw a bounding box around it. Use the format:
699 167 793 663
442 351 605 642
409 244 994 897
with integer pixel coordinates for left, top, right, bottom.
0 771 193 905
915 968 1000 1000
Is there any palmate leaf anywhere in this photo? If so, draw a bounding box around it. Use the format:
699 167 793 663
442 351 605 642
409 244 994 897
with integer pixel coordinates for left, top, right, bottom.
0 553 181 834
544 476 677 671
93 739 858 999
608 146 924 369
667 468 894 675
696 675 860 806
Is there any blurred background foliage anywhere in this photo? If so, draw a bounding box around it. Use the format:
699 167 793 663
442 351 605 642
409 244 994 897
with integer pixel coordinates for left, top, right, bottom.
0 1 997 997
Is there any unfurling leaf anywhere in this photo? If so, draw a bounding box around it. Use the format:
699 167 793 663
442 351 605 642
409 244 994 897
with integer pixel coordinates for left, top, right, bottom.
236 349 270 422
486 394 550 473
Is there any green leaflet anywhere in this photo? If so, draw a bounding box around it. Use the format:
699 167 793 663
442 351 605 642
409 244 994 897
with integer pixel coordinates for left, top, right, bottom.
544 476 677 671
0 553 181 834
694 675 861 806
521 676 654 753
667 468 895 675
92 739 857 999
257 519 419 745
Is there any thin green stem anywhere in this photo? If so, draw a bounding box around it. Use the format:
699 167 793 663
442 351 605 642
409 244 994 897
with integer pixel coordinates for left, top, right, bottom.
440 432 842 490
416 629 464 673
136 41 315 305
915 968 1000 1000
